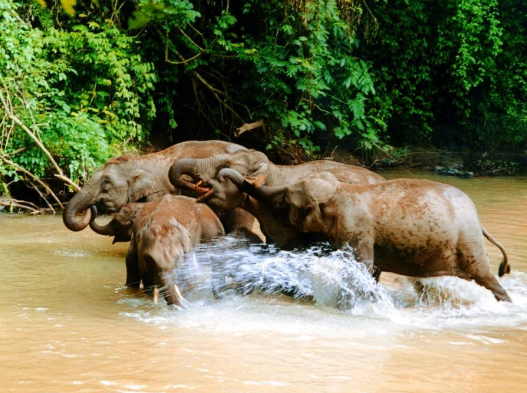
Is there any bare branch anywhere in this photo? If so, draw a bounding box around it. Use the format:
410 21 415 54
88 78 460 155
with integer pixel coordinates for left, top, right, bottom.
29 180 55 213
54 174 81 191
0 82 79 192
3 146 27 158
177 27 206 52
164 30 202 65
0 199 42 214
0 155 65 209
235 120 265 137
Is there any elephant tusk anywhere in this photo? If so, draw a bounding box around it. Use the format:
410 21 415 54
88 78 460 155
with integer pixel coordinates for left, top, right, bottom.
174 284 191 309
153 286 159 305
195 180 204 187
196 188 214 203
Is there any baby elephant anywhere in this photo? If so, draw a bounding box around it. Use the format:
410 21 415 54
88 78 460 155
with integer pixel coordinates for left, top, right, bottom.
219 169 511 302
90 195 224 307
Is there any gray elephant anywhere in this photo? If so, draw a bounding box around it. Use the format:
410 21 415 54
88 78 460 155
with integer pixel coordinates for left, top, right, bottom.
62 140 259 240
168 149 385 247
220 170 511 302
90 195 224 307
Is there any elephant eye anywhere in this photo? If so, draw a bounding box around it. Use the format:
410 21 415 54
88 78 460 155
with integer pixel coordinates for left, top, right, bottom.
102 179 112 191
216 162 231 176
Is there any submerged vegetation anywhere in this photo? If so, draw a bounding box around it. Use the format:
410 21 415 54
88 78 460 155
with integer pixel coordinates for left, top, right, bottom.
1 0 527 209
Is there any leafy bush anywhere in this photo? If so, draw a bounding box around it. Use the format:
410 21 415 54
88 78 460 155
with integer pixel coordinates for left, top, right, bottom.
0 0 157 188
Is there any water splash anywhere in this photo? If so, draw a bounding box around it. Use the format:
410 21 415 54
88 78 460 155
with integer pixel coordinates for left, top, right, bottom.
118 235 527 333
186 239 396 314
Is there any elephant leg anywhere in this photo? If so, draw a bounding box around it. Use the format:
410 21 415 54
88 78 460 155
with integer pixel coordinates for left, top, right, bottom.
337 239 375 310
125 244 141 288
224 208 265 243
159 273 176 306
160 272 189 309
472 273 511 302
142 273 155 296
455 242 512 302
211 261 227 299
372 266 382 282
411 279 426 299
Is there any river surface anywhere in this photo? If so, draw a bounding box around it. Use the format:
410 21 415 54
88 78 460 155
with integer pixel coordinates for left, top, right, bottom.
1 170 527 393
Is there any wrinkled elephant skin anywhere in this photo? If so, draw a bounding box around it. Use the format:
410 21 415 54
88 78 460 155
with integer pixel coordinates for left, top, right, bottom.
62 140 258 239
90 195 224 307
169 149 385 246
245 172 511 302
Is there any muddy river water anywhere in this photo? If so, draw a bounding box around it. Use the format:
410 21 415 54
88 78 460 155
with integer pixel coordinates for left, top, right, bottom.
1 170 527 393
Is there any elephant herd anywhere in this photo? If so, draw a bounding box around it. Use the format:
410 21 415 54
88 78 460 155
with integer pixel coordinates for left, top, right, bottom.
63 140 512 307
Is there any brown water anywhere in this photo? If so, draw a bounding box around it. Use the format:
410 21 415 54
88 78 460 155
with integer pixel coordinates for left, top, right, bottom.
1 170 527 393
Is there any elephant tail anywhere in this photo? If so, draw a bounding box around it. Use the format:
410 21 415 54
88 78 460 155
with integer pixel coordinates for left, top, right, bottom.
482 225 510 277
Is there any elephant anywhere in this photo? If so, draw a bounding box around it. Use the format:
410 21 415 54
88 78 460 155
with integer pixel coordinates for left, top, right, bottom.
89 195 225 307
62 140 260 241
168 149 385 247
220 169 512 302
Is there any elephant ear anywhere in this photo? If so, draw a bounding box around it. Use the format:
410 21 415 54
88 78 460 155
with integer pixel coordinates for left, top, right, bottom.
127 169 162 203
244 151 270 188
112 204 143 243
286 172 339 233
304 172 339 204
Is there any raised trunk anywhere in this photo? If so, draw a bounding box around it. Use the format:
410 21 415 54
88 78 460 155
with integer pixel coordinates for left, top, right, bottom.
63 190 96 231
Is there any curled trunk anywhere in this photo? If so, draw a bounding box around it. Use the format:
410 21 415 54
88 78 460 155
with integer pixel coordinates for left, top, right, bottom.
63 190 95 231
169 156 226 193
168 158 207 192
88 206 116 236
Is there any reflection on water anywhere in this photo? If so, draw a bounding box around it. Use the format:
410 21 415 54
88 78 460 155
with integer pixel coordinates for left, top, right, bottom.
1 170 527 393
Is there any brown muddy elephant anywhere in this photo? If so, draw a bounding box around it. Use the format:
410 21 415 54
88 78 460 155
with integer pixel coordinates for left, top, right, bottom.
62 140 259 240
168 149 384 247
90 195 224 307
220 170 511 302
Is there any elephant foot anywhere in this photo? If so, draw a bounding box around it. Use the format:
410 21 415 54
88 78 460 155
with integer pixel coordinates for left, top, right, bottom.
153 286 160 304
372 266 382 282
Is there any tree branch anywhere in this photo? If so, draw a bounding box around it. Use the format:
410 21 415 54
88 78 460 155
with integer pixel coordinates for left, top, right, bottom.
235 120 265 137
0 199 42 214
0 82 80 193
0 155 65 209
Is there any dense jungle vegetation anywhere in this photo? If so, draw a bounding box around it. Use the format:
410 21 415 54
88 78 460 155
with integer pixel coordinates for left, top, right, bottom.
1 0 527 210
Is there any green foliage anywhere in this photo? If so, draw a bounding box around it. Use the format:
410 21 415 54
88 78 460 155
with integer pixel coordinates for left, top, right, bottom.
0 0 156 185
366 0 527 155
3 0 527 201
475 158 520 175
234 0 384 154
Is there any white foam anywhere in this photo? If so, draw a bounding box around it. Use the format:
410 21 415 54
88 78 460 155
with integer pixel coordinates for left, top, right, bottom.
119 238 527 336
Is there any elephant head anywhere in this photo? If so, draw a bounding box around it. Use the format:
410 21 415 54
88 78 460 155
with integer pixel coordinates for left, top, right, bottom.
63 141 248 232
219 169 340 233
168 150 270 210
63 155 164 231
89 203 145 243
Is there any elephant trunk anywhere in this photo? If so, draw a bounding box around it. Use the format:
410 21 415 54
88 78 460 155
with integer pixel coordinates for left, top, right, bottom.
88 206 116 236
169 156 226 193
218 168 283 201
63 189 96 231
169 158 205 192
